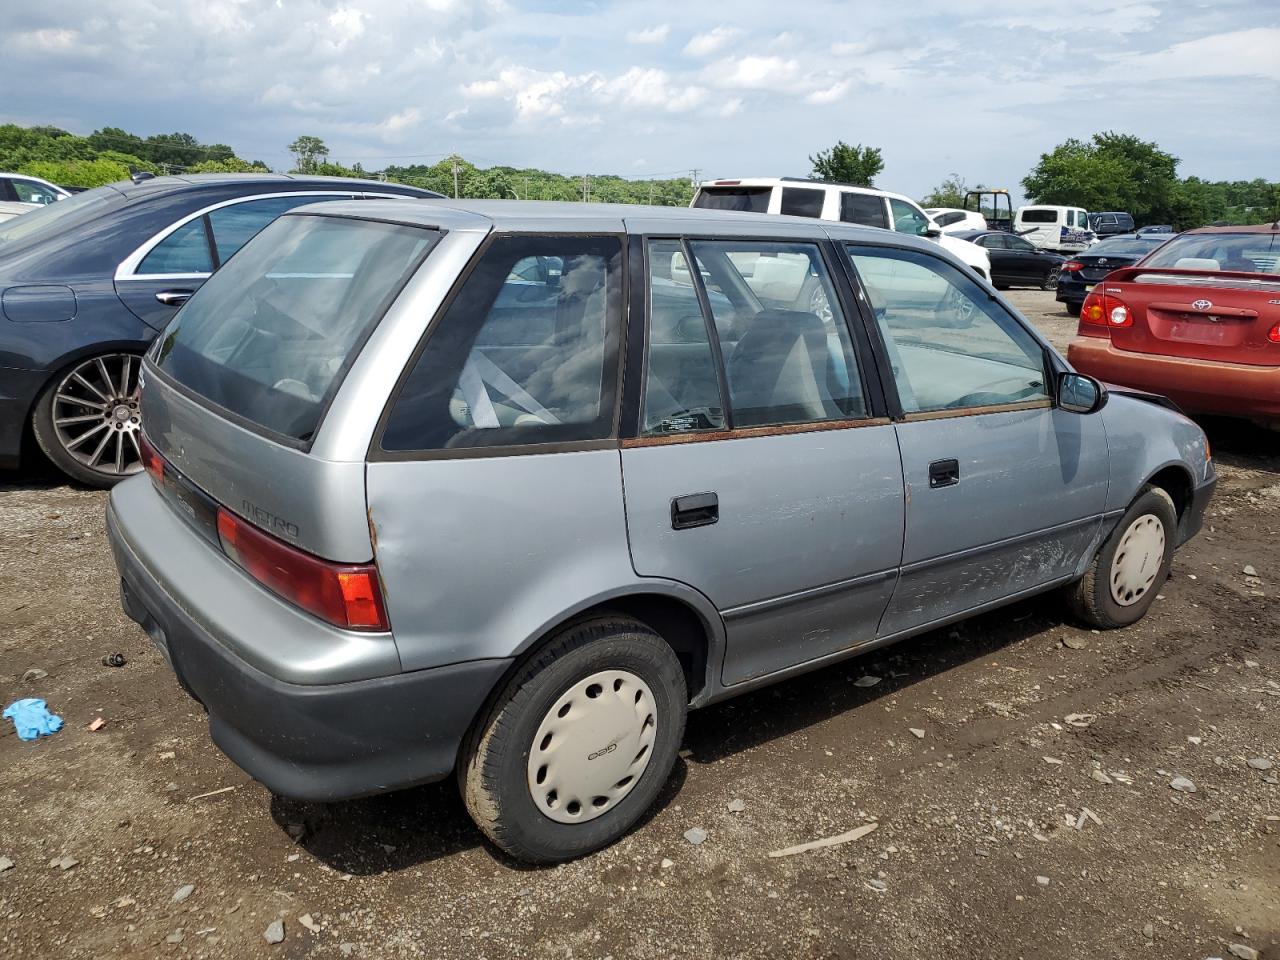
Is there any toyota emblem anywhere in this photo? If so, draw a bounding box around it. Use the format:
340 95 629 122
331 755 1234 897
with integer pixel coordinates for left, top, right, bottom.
1192 299 1212 310
1098 258 1108 265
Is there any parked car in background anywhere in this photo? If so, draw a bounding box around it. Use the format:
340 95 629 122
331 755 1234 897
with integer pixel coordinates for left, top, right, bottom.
1056 234 1172 314
0 172 70 222
1137 224 1175 237
953 229 1065 290
1067 224 1280 430
110 199 1213 864
0 173 441 486
692 177 992 281
1014 205 1096 253
924 207 987 234
1089 212 1135 237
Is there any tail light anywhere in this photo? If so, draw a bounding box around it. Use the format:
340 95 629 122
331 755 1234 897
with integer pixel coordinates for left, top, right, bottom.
1268 323 1280 344
139 432 165 485
1061 261 1083 273
216 507 389 631
1080 291 1133 328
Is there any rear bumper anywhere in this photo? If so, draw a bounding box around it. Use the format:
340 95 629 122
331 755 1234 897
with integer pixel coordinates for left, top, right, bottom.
107 483 511 802
1068 336 1280 420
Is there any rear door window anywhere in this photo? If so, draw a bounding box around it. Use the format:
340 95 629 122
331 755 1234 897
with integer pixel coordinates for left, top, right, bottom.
138 218 214 275
381 235 623 452
780 187 826 218
840 193 888 228
692 187 771 213
152 214 438 443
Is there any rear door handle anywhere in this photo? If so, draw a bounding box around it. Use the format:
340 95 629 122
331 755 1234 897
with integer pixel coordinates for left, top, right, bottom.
671 492 718 530
155 289 194 306
929 459 959 488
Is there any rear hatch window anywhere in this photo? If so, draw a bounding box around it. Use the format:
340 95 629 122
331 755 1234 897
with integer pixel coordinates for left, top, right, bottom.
693 186 772 213
151 213 438 443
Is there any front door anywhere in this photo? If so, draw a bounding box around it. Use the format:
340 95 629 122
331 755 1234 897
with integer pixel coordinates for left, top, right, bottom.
843 243 1109 637
622 237 905 686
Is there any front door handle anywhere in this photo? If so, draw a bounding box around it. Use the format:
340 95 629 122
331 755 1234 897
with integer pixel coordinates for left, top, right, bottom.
671 492 718 530
155 289 194 306
929 459 960 488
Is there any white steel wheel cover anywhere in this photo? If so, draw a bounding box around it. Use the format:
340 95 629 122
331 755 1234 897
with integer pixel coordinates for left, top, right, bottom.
527 669 657 825
1110 513 1166 606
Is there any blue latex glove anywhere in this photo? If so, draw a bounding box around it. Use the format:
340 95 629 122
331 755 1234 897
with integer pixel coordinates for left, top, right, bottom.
3 698 64 741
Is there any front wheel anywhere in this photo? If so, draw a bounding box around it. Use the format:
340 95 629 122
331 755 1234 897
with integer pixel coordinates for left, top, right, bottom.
1041 268 1061 291
460 616 686 863
1067 486 1177 628
31 352 145 488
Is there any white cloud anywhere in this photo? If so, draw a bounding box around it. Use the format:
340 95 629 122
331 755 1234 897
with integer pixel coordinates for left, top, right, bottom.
627 24 670 44
805 80 849 104
683 26 740 58
993 1 1160 35
327 8 367 38
601 67 708 112
704 55 801 91
1105 26 1280 81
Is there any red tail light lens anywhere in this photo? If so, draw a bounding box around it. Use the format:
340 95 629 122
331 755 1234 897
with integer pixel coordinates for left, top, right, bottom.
1061 261 1083 273
139 432 165 485
1080 292 1133 328
1268 323 1280 344
216 507 389 631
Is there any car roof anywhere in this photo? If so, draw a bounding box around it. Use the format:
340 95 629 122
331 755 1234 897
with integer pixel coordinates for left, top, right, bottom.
285 197 940 248
697 177 916 205
1180 223 1280 235
103 172 441 200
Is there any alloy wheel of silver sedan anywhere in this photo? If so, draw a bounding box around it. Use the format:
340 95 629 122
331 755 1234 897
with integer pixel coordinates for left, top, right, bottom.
1109 513 1165 606
43 353 143 483
527 669 657 823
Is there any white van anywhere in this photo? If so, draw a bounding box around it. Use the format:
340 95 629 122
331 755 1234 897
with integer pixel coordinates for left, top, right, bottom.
692 178 992 281
1014 205 1096 254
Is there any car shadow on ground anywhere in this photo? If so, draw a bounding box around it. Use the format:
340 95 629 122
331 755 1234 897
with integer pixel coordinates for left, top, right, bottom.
272 592 1068 874
1195 415 1279 470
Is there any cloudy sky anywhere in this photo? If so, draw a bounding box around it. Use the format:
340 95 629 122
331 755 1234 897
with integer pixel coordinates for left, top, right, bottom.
4 0 1277 200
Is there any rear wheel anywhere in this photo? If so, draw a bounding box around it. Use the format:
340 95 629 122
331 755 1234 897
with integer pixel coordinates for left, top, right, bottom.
1068 486 1176 628
31 352 144 488
460 617 686 863
1041 267 1061 291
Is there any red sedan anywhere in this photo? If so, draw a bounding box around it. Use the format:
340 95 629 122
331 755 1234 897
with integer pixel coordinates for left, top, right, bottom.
1067 223 1280 429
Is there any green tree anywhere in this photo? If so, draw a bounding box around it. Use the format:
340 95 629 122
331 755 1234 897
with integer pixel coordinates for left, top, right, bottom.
1022 132 1179 224
809 141 883 186
288 135 330 174
921 174 970 208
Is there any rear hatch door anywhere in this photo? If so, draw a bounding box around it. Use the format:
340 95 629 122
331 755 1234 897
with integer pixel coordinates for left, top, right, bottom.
142 208 443 561
1105 267 1280 366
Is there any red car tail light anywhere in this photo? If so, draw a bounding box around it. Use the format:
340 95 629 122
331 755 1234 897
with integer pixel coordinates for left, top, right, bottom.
1268 323 1280 344
139 432 165 485
1061 261 1084 273
1080 291 1133 328
216 507 389 631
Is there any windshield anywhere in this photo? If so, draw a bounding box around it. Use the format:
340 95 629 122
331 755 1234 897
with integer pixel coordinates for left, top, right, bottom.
693 187 771 213
151 214 438 443
1089 237 1164 257
1142 232 1280 276
0 184 124 245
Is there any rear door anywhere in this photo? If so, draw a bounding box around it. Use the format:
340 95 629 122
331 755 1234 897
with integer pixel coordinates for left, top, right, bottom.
844 242 1109 637
621 236 904 686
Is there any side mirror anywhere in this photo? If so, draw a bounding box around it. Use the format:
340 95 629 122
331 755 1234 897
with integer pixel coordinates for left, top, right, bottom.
923 223 943 238
1057 372 1107 414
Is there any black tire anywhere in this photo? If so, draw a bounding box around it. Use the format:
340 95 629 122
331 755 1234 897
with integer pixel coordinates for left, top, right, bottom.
1041 269 1061 291
1068 486 1177 629
1064 301 1083 317
31 352 146 488
460 616 686 863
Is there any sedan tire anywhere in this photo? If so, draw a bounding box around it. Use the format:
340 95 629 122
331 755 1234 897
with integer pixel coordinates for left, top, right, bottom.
1068 486 1177 629
460 616 687 863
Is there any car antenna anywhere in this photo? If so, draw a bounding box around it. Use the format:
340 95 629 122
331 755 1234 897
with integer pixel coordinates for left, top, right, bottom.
128 167 156 184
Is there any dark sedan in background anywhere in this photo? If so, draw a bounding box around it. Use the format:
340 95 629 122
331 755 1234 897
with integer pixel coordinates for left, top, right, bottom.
953 230 1065 290
0 173 440 485
1055 234 1172 315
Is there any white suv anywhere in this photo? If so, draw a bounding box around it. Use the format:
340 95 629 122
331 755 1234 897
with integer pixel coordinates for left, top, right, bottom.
0 172 70 223
692 178 992 281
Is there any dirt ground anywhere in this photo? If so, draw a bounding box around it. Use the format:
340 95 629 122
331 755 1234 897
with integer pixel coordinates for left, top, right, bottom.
1 289 1277 959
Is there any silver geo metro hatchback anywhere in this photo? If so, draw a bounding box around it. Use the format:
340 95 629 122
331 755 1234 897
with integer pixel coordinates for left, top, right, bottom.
108 200 1216 863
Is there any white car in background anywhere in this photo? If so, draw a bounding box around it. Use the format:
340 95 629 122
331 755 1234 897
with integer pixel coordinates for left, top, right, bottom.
692 177 993 282
924 207 987 234
0 173 70 223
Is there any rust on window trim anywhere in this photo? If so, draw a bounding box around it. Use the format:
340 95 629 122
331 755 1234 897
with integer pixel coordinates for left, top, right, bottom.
621 416 893 448
901 399 1054 422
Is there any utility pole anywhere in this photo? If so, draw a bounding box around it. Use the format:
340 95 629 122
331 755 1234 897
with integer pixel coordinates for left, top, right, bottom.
648 181 655 205
582 175 590 202
523 175 529 200
452 157 460 199
690 168 701 188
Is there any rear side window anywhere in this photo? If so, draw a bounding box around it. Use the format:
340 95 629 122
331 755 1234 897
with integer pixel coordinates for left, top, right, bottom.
780 187 825 218
693 187 771 213
840 193 887 228
152 214 437 443
1020 209 1058 224
139 218 214 274
381 235 623 452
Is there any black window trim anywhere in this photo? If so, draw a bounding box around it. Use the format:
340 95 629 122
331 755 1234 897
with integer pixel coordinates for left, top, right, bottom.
369 230 632 463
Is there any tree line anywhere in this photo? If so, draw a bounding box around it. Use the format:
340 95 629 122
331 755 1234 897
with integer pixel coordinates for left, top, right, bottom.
2 123 1275 228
